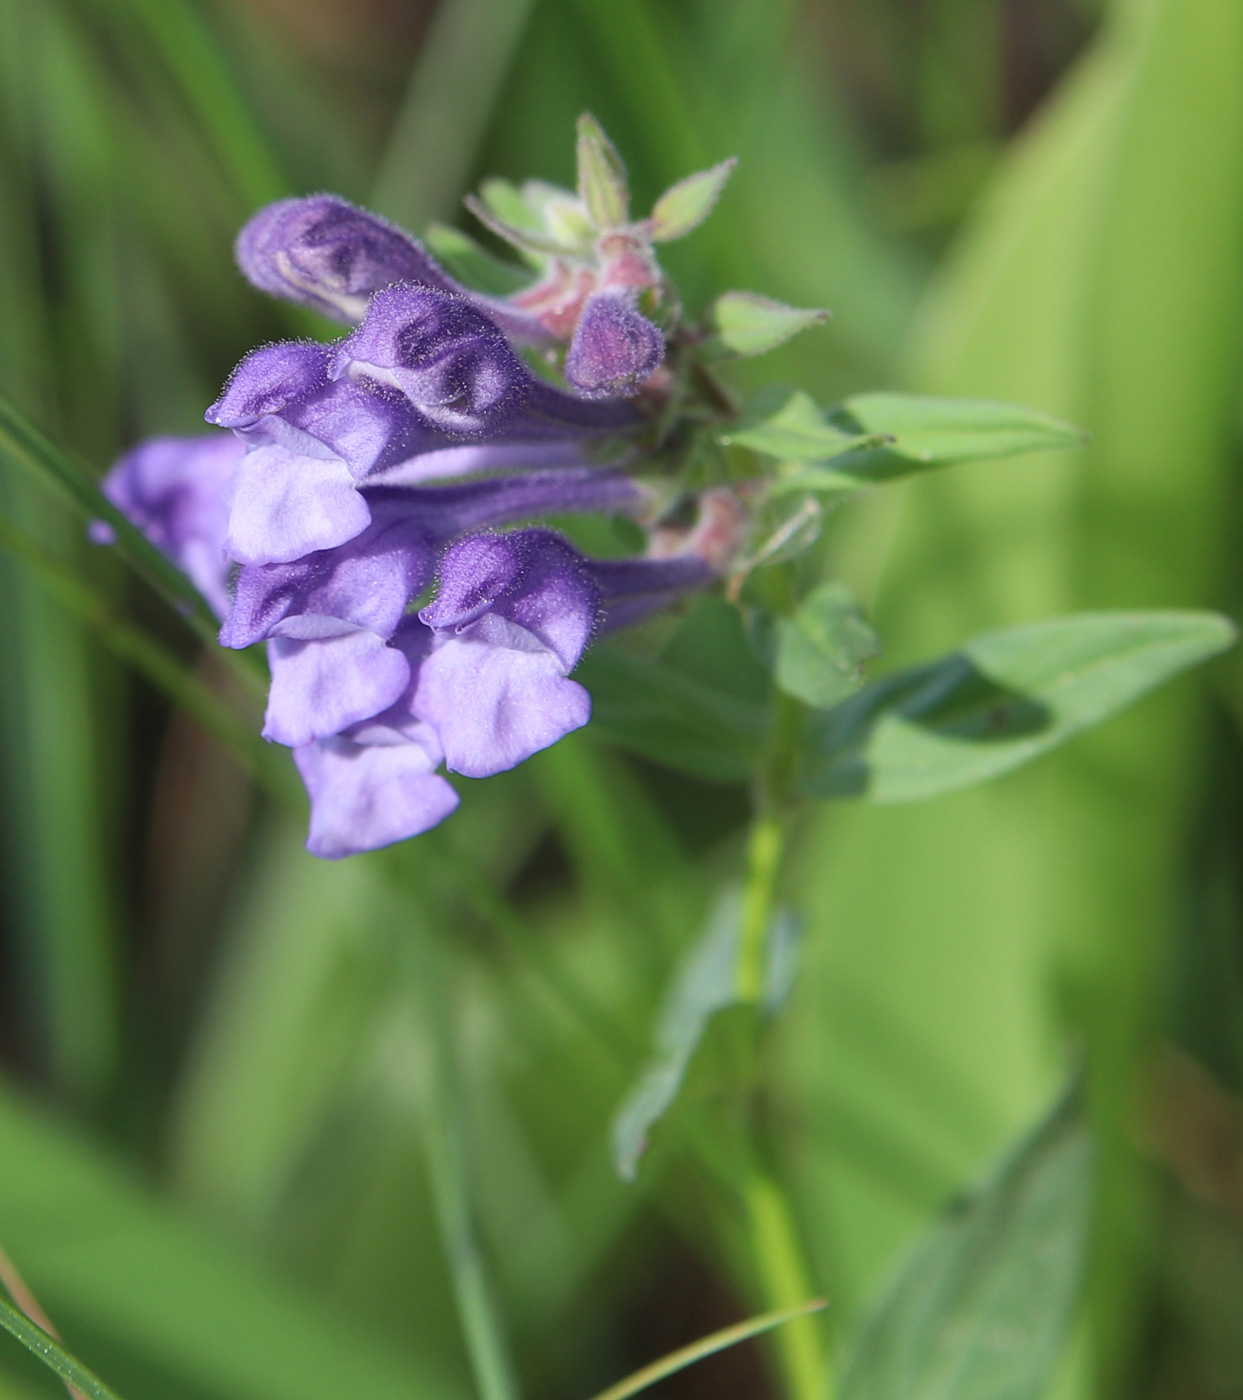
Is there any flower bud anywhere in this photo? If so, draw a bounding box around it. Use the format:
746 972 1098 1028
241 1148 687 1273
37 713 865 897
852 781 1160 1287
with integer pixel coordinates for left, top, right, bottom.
565 290 665 398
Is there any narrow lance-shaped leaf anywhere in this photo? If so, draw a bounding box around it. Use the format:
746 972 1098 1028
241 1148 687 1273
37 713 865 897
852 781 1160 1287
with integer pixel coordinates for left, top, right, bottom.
649 158 737 242
722 388 880 461
802 611 1237 803
841 392 1088 464
731 389 1086 494
706 291 828 359
839 1085 1092 1400
576 112 629 228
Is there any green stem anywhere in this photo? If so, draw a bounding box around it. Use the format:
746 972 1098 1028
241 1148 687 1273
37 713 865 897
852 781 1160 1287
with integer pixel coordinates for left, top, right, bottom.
735 813 784 1003
743 1170 828 1400
730 688 826 1400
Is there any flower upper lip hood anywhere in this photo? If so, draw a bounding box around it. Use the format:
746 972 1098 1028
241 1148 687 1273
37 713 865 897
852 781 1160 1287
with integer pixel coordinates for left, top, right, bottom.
333 285 640 436
235 193 551 344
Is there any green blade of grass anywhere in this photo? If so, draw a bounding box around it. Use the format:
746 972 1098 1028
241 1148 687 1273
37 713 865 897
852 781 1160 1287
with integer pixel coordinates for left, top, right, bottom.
0 1292 125 1400
0 391 215 634
0 510 296 806
372 0 538 230
586 1300 827 1400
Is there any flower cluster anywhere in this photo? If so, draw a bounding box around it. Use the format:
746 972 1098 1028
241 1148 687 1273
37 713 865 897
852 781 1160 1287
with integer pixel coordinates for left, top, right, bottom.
100 120 749 857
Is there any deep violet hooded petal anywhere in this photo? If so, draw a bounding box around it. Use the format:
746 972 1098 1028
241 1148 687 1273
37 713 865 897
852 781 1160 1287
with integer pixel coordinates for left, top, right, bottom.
295 731 459 859
235 194 547 343
565 290 664 398
100 432 243 618
420 528 600 668
335 286 638 437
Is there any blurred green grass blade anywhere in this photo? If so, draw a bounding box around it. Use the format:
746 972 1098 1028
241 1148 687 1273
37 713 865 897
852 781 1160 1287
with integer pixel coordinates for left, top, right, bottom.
61 0 286 209
803 611 1236 802
417 950 520 1400
589 1300 827 1400
839 1088 1091 1400
0 392 217 638
0 1294 123 1400
0 511 293 804
372 0 537 230
0 1079 463 1400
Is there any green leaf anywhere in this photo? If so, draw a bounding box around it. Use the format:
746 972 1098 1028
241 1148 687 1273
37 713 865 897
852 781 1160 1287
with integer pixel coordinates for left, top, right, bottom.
706 291 828 359
803 611 1237 802
648 159 737 242
766 393 1086 496
577 644 767 783
0 1292 125 1400
576 113 629 228
722 388 880 462
841 393 1086 465
839 1087 1092 1400
774 583 880 709
423 223 533 295
610 888 798 1180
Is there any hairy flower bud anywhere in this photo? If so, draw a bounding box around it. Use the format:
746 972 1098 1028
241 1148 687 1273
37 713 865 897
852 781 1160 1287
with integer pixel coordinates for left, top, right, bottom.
565 291 665 398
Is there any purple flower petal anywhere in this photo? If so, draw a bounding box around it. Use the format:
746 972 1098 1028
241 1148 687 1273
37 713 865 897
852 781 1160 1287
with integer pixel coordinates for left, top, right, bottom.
221 468 639 649
264 628 412 747
226 441 373 565
413 633 591 778
295 731 459 859
422 528 599 668
100 432 243 618
333 286 522 433
206 342 330 429
336 286 639 436
236 194 548 343
565 291 664 398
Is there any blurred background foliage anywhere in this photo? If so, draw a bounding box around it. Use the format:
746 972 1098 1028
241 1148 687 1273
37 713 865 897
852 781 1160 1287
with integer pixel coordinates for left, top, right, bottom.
1 1 1241 1399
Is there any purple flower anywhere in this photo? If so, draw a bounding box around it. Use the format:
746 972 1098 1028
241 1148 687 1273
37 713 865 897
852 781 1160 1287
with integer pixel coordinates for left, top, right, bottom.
565 291 664 398
96 432 244 618
335 285 639 434
293 619 456 859
296 732 459 859
232 470 642 750
236 194 547 343
412 529 601 777
206 289 640 567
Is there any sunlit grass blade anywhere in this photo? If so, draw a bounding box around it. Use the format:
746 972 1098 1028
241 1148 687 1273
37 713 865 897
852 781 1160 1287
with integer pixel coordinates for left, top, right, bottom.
586 1299 827 1400
0 510 295 804
0 1292 124 1400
